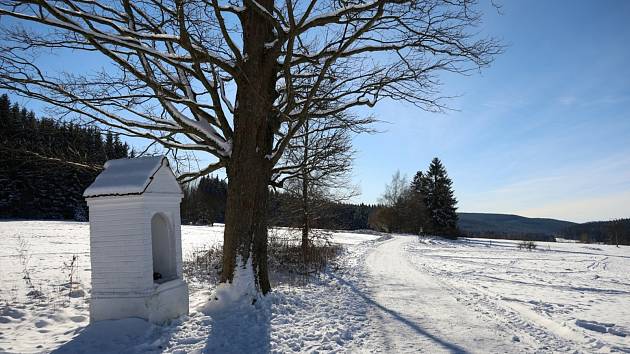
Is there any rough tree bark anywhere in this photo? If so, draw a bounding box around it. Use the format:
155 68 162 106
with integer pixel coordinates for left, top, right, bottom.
221 0 277 294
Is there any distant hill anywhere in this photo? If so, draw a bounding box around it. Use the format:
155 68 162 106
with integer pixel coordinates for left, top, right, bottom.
457 212 576 239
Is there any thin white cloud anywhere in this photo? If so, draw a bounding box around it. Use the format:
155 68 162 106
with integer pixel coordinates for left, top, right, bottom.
558 95 577 106
518 191 630 223
459 152 630 222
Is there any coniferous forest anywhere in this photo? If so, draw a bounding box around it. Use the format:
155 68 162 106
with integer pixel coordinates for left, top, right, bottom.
181 176 376 230
0 95 376 230
0 94 131 219
561 219 630 246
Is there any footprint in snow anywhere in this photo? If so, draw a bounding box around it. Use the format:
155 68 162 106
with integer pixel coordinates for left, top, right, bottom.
70 315 87 323
35 319 50 328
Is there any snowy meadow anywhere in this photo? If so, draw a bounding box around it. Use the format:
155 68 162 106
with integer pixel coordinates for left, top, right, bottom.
1 221 629 353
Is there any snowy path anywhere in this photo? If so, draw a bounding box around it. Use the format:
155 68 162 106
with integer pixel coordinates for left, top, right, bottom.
356 236 630 353
396 236 630 353
360 236 512 353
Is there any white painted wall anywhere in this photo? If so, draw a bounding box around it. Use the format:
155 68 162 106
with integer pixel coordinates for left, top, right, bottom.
86 163 188 323
146 165 182 194
88 197 152 294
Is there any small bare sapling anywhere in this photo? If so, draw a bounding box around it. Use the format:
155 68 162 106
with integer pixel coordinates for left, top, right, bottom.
63 255 85 298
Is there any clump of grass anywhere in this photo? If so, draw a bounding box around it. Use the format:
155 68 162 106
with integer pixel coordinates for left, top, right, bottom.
183 231 343 285
268 238 343 277
518 240 537 251
183 244 223 284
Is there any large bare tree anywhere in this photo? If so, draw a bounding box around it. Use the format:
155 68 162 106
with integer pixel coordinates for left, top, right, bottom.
0 0 500 296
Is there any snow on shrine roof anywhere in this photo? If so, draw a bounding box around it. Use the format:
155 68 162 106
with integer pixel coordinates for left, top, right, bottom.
83 156 171 197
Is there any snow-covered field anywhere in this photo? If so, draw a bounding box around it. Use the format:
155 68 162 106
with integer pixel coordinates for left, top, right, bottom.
1 221 629 353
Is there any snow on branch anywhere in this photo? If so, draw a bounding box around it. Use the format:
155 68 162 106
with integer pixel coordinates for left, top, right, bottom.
0 0 238 166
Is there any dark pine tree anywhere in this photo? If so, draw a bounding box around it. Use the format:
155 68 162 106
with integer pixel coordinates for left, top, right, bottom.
423 158 459 238
0 94 130 220
408 171 430 234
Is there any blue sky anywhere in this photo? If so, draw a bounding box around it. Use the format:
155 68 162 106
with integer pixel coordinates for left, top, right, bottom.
352 0 630 222
4 1 629 223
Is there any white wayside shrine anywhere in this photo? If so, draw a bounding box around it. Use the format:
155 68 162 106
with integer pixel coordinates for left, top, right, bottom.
83 156 189 323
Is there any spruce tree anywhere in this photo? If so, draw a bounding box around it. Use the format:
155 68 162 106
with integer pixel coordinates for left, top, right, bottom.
423 158 459 237
105 131 115 159
409 171 430 234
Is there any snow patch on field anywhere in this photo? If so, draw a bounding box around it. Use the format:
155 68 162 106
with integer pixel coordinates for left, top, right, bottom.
1 221 629 353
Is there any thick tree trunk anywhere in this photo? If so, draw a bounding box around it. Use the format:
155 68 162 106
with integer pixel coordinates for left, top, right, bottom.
220 0 277 295
222 139 272 294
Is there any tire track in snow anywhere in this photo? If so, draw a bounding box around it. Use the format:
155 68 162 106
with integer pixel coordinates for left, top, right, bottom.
405 237 622 353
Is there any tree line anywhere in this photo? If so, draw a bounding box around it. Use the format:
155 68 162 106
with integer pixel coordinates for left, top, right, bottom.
180 175 376 231
0 95 373 231
1 96 456 238
369 158 460 238
461 231 555 242
4 94 625 251
561 219 630 246
179 158 461 238
0 94 130 220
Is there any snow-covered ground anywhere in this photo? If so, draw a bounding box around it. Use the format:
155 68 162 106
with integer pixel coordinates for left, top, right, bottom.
364 237 630 353
1 221 629 353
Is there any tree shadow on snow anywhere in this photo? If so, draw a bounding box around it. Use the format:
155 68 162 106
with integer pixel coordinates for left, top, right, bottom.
201 301 272 354
52 308 271 354
51 318 166 354
330 274 470 354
